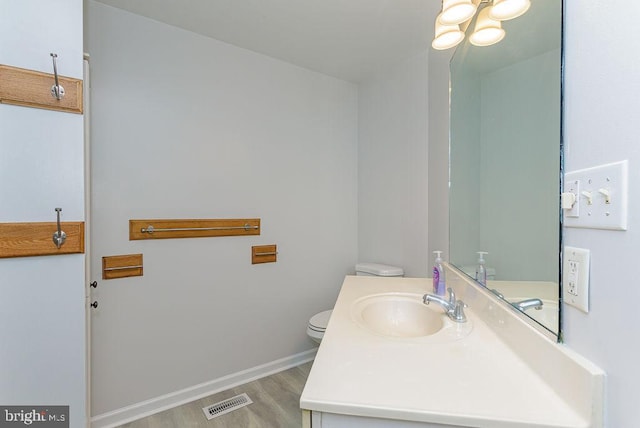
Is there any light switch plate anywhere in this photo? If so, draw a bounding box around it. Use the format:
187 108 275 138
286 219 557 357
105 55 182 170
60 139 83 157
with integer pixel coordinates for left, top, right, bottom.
563 160 628 230
563 246 590 313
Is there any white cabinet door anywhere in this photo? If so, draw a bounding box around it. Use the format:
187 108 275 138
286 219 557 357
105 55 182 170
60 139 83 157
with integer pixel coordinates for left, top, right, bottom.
313 411 468 428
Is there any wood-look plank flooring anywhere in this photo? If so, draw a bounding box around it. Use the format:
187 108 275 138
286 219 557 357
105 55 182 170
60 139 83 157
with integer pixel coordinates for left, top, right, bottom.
118 362 312 428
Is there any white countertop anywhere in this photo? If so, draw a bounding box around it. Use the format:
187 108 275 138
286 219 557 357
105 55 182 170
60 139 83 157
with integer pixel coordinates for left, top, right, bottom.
300 276 590 428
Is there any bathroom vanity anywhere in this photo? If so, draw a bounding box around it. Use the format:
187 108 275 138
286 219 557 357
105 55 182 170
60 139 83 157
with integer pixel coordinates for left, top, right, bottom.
300 2 597 425
300 266 603 428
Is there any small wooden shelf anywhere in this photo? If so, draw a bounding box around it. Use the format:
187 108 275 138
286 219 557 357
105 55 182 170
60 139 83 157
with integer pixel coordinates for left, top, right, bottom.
0 221 85 258
102 254 143 280
0 64 83 114
252 245 277 264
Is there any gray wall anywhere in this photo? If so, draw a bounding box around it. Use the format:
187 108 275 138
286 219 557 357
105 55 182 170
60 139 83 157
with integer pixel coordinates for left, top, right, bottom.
87 1 358 415
357 51 430 277
563 0 640 424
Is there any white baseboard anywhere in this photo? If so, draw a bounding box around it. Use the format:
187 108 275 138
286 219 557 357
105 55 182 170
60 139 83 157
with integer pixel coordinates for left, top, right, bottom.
90 348 317 428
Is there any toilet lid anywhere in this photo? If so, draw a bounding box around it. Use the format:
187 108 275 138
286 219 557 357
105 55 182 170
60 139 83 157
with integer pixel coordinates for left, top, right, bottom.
308 310 333 332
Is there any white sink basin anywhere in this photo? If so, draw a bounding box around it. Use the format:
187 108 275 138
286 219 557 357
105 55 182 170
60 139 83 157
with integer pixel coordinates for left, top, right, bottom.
351 293 445 338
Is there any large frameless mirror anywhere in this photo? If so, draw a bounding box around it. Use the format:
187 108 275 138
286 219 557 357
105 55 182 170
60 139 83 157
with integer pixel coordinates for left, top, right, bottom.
448 0 563 338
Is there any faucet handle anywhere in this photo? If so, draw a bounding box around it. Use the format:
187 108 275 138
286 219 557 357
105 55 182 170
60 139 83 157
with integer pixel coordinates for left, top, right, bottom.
447 287 456 305
452 300 468 323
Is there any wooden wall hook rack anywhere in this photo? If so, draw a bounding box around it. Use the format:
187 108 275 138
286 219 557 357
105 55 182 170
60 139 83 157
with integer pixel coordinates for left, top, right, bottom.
0 221 85 258
0 64 83 114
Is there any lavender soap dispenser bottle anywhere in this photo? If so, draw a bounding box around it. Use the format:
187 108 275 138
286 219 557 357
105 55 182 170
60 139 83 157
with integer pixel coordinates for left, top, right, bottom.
432 251 446 296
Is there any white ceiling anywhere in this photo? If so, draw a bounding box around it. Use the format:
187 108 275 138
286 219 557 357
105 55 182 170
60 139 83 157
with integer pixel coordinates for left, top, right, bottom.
93 0 442 83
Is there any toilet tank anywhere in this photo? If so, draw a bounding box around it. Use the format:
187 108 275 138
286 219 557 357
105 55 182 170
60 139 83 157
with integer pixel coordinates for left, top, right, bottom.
355 263 404 277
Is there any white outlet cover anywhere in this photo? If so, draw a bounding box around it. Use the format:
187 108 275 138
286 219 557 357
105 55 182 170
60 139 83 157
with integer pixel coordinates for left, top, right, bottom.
563 246 590 313
564 160 628 230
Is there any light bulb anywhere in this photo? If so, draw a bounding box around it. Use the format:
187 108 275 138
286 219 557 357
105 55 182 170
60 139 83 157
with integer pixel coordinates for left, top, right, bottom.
469 7 505 46
438 0 477 26
432 19 465 50
489 0 531 21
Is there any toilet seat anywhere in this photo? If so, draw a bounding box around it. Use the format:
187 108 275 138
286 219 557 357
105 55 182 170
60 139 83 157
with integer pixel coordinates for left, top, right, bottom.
307 310 332 343
308 310 332 332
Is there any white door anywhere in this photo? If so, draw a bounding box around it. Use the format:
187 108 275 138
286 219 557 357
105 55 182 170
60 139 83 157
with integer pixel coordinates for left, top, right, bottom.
0 1 87 426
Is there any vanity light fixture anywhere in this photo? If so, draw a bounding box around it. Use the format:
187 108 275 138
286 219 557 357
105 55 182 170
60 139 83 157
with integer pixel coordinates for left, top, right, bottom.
438 0 477 25
469 7 505 46
432 18 465 50
489 0 531 21
431 0 529 50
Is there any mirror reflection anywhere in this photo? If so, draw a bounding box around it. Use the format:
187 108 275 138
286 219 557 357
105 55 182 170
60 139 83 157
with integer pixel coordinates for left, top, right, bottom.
448 0 562 335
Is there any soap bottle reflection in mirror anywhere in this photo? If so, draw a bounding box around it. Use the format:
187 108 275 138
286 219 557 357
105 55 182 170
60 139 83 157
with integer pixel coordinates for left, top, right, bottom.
475 251 489 286
433 251 446 296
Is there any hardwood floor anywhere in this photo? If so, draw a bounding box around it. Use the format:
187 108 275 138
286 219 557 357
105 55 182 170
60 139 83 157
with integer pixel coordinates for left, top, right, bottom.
118 362 313 428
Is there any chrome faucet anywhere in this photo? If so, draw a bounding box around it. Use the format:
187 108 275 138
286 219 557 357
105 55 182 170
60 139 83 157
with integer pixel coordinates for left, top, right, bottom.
513 298 543 311
490 288 504 299
423 288 467 323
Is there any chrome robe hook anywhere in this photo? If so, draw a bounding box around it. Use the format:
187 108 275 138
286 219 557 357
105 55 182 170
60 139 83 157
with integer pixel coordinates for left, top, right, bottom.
50 53 65 100
53 208 66 249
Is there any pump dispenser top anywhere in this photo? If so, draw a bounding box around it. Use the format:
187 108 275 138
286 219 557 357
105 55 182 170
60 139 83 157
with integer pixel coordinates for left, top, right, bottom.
432 251 446 296
475 251 488 286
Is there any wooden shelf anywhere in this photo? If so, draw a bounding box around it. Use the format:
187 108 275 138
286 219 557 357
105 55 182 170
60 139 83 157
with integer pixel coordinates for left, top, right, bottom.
252 245 277 264
102 254 143 280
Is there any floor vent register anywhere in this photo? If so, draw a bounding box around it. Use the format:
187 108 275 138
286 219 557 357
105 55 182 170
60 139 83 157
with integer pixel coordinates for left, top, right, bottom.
202 393 253 420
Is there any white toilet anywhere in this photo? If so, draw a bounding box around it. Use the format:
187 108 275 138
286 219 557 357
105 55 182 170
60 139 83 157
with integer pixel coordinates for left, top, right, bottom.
306 262 404 343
